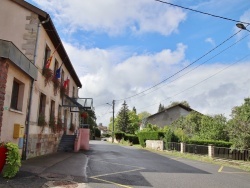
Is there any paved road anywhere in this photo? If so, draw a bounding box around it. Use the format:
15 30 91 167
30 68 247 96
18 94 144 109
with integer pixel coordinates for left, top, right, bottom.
86 141 250 188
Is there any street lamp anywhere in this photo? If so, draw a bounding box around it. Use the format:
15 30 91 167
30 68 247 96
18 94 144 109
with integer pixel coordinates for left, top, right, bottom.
236 23 250 32
107 100 115 143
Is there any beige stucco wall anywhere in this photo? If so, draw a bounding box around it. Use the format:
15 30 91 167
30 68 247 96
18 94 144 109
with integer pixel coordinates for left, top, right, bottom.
0 0 30 52
1 0 81 158
28 25 80 134
2 60 31 144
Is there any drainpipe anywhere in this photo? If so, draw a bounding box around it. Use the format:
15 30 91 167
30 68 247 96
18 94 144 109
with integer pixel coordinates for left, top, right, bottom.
22 16 50 160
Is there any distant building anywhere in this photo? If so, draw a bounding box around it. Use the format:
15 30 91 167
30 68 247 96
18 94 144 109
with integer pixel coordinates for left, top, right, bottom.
147 104 195 128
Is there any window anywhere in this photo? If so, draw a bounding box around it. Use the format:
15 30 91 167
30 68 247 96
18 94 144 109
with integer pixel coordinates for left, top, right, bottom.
10 79 24 111
50 100 55 118
39 93 46 115
44 45 51 68
58 105 61 118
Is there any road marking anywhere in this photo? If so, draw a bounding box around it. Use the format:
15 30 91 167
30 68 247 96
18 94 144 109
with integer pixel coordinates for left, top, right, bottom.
218 166 223 172
91 177 132 188
218 165 250 174
89 158 145 187
90 167 144 178
91 159 145 169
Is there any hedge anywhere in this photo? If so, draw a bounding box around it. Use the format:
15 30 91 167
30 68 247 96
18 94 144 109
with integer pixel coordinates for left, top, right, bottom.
124 134 139 145
114 132 125 140
187 139 232 147
137 131 165 147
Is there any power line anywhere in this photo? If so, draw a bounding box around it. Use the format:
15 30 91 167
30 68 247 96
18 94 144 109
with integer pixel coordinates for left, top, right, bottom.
129 33 250 100
116 30 242 102
138 53 250 111
154 0 250 25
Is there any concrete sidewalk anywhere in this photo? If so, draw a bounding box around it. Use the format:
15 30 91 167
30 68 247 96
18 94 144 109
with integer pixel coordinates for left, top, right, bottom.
0 151 89 188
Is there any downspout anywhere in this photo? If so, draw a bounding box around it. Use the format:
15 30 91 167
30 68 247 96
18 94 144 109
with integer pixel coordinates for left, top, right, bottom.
22 16 50 160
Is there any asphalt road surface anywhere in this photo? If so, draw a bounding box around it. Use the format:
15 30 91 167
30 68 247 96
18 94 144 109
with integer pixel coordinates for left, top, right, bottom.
86 140 250 188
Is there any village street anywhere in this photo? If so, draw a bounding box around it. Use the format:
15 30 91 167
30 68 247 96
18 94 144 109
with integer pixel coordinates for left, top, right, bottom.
86 141 250 188
1 140 250 188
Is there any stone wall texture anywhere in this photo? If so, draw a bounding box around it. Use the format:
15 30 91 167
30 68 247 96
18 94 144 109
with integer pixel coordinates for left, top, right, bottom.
27 133 63 159
0 59 8 140
146 140 164 151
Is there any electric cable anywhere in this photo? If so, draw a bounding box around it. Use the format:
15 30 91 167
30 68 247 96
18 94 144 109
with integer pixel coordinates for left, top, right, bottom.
154 0 250 25
129 33 250 100
116 30 243 102
137 53 250 111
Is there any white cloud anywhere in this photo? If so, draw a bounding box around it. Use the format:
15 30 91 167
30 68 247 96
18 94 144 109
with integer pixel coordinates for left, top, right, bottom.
64 42 250 126
31 0 186 36
205 37 215 47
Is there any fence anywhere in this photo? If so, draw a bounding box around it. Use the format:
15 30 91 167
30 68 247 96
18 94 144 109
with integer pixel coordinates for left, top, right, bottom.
185 144 208 155
214 147 250 161
165 142 181 151
165 142 250 161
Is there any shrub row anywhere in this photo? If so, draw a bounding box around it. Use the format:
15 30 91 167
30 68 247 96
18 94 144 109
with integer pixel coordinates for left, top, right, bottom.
114 132 139 145
124 134 139 145
137 131 165 147
186 139 232 147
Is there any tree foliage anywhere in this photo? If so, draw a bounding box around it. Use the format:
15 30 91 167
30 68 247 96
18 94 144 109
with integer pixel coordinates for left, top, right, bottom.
158 103 165 112
127 110 140 134
168 101 190 108
116 101 130 132
227 98 250 149
171 111 203 138
199 114 229 141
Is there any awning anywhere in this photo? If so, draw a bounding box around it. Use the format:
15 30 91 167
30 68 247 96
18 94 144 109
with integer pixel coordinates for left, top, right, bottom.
62 95 93 112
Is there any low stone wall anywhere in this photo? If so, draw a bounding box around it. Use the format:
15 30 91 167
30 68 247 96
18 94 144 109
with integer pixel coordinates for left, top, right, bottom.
27 133 63 159
146 140 164 151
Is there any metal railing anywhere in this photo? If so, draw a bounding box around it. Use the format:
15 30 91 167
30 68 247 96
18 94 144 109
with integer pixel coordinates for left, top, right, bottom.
165 142 250 161
185 144 208 155
214 147 250 161
165 142 181 151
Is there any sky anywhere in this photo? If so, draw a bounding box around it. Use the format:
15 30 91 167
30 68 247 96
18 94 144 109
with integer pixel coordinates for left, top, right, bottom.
26 0 250 126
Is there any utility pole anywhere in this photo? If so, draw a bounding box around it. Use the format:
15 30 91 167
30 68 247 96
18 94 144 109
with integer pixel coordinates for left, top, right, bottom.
112 100 115 143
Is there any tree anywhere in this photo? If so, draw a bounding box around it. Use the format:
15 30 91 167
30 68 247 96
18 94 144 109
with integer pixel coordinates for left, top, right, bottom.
127 110 140 134
138 111 151 120
171 111 203 138
84 109 97 136
132 106 137 114
199 114 228 141
158 103 165 112
116 101 130 132
227 98 250 149
168 101 190 108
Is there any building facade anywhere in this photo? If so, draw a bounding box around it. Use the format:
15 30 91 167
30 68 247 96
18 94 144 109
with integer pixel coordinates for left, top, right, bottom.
0 0 83 159
147 104 194 128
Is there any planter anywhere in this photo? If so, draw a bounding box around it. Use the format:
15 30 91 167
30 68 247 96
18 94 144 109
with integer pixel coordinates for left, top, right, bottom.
0 146 7 173
81 112 88 118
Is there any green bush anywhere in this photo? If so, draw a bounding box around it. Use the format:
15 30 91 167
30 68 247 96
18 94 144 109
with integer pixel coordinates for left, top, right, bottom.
102 133 111 138
114 132 125 140
137 131 165 147
94 128 101 138
187 139 232 147
124 134 139 144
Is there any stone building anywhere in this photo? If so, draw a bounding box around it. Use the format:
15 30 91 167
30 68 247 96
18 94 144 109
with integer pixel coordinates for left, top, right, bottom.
0 0 84 159
146 104 194 128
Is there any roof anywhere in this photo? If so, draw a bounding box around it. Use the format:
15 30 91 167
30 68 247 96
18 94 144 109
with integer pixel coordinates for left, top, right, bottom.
147 103 194 119
11 0 82 87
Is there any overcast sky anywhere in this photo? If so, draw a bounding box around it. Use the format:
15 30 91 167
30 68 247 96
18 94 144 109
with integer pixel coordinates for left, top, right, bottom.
27 0 250 126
